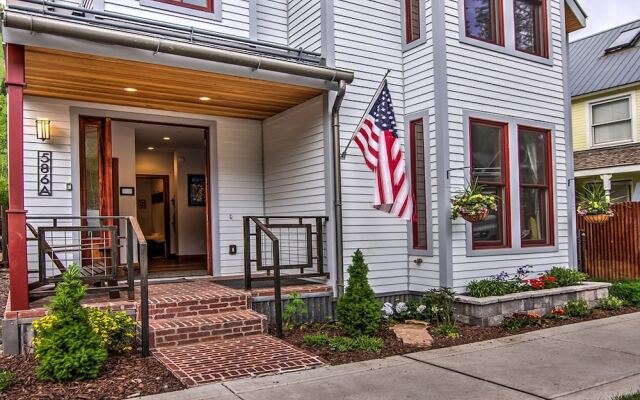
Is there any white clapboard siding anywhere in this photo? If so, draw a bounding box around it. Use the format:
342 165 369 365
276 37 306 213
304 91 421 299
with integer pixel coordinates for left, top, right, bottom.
216 118 264 276
287 0 322 53
256 0 288 45
443 0 570 291
103 0 251 37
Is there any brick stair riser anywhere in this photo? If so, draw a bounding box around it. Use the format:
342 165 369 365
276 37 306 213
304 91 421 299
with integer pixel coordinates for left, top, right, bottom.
140 296 250 321
149 318 267 348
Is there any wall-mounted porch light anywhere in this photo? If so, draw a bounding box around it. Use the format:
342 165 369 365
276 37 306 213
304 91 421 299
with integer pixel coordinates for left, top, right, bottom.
36 118 51 141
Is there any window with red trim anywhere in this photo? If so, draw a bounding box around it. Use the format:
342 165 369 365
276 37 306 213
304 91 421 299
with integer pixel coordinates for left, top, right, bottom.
405 0 422 44
470 119 510 249
513 0 548 57
155 0 213 12
518 126 553 247
464 0 504 45
410 118 428 250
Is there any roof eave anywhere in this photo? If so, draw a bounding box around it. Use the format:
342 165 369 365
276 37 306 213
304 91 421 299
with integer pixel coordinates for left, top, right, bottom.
566 0 587 33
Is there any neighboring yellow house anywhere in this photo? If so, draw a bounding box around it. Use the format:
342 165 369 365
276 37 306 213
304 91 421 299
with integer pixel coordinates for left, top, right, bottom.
570 20 640 202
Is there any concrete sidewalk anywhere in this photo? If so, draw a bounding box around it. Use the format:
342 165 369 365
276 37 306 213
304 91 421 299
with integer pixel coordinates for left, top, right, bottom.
143 312 640 400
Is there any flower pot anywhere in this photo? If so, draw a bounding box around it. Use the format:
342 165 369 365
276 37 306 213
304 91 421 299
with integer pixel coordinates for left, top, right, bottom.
461 209 489 223
583 214 610 224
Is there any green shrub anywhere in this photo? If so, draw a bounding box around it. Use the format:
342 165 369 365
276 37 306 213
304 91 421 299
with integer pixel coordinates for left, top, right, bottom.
433 323 460 339
466 279 521 298
502 312 543 331
546 267 587 287
610 281 640 307
598 296 624 311
611 392 640 400
87 308 136 353
336 250 381 337
564 299 590 317
302 333 383 353
0 371 14 392
422 288 456 325
283 292 307 330
33 265 108 382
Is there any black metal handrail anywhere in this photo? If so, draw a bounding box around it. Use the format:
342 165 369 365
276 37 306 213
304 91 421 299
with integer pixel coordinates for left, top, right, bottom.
26 215 150 357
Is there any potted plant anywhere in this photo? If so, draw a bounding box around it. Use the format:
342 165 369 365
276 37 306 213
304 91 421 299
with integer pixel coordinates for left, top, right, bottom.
577 186 614 224
451 180 498 223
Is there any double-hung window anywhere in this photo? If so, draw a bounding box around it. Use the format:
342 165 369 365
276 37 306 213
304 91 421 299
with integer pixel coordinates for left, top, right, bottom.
513 0 548 57
518 126 553 247
590 97 633 146
405 0 422 44
409 118 428 250
464 0 504 45
470 119 510 249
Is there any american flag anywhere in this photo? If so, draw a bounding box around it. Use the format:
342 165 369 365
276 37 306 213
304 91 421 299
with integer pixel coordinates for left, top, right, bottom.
354 83 414 220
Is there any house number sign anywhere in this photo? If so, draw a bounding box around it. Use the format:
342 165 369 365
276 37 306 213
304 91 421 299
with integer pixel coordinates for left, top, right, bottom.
38 151 53 197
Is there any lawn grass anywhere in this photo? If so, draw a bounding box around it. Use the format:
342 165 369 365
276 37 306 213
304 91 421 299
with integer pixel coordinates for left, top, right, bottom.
612 392 640 400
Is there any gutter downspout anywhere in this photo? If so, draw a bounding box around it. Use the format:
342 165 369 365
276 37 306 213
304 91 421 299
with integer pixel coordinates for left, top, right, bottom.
332 80 347 297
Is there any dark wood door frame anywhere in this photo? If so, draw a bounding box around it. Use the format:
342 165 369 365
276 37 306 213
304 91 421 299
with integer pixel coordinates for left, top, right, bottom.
79 116 114 218
136 174 171 259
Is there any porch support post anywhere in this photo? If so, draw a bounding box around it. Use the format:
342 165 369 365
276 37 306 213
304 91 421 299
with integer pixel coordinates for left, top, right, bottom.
5 44 29 311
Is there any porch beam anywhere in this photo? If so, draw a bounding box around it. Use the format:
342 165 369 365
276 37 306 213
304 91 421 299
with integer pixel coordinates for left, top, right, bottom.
5 43 29 311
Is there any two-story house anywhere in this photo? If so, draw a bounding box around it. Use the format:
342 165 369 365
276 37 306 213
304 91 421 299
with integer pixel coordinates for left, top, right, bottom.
1 0 586 320
570 19 640 202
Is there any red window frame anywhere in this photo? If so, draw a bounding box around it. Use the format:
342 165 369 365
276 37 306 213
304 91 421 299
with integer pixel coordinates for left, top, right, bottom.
469 118 511 250
155 0 213 12
517 126 554 247
463 0 505 46
513 0 549 58
410 118 428 250
405 0 422 44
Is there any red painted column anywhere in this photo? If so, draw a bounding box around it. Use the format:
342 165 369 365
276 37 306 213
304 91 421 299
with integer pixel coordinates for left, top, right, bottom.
5 44 29 311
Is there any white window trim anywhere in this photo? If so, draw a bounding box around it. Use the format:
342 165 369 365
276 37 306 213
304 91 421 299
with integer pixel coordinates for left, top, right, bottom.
587 92 637 149
401 0 427 51
457 0 553 65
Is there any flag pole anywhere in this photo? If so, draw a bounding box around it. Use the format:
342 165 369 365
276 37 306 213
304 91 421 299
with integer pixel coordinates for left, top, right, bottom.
340 69 391 159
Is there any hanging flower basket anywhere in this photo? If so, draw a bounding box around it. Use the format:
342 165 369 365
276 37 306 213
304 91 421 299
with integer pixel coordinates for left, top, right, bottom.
460 208 490 223
451 180 498 222
583 214 611 224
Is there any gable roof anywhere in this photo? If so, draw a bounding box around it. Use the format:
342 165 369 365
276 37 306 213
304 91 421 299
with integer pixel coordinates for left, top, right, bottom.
569 19 640 98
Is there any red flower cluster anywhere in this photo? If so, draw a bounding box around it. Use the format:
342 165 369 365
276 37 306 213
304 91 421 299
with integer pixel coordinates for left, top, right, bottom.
551 307 566 316
522 276 556 290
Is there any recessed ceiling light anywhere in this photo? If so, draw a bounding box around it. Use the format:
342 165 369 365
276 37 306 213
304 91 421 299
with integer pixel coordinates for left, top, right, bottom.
147 146 155 150
124 87 138 92
199 96 211 101
163 137 171 141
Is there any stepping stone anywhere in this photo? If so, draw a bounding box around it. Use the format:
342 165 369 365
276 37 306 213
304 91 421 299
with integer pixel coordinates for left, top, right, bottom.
391 320 433 347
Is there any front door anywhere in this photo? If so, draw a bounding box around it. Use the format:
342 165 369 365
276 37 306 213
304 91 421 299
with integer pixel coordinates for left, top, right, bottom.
79 116 113 220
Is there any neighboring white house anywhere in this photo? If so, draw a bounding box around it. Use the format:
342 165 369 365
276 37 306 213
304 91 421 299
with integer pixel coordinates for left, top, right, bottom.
1 0 587 312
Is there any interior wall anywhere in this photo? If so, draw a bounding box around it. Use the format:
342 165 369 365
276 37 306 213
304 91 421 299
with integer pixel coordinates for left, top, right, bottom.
174 148 207 256
111 122 136 219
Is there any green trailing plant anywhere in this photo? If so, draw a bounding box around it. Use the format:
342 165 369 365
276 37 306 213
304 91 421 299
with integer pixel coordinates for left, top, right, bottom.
609 281 640 307
336 250 381 337
283 292 308 330
33 264 108 382
303 333 383 353
577 185 614 217
564 299 590 317
0 371 14 392
598 296 624 311
546 267 587 287
450 179 498 220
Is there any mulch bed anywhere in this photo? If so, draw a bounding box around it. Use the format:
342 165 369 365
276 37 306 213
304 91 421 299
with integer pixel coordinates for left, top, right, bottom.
0 353 185 400
282 306 640 365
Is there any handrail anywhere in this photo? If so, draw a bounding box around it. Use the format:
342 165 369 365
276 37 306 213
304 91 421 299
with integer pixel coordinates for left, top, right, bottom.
128 216 150 357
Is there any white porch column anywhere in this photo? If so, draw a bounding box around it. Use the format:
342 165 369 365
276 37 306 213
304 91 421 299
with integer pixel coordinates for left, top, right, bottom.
600 174 613 200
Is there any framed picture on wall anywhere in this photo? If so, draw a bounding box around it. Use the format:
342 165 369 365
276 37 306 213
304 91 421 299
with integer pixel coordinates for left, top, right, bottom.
188 174 206 207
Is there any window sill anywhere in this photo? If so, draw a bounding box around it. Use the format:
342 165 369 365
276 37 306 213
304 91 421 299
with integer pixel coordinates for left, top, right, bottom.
588 140 636 150
139 0 221 21
466 244 559 257
459 35 554 66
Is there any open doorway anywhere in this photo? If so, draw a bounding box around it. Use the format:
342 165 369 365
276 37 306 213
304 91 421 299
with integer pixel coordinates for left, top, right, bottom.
136 175 170 260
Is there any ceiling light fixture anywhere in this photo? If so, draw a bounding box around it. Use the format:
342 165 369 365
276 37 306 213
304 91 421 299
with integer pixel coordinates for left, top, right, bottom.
124 87 138 92
147 146 155 150
163 137 171 141
199 96 211 101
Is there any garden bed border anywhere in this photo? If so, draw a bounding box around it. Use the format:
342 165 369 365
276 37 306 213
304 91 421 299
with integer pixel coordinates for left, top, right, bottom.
453 282 612 327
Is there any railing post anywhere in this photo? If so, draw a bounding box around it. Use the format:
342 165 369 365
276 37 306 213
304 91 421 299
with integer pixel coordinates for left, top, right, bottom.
126 220 135 301
273 239 283 339
37 227 46 284
316 217 324 275
243 217 252 290
140 240 150 357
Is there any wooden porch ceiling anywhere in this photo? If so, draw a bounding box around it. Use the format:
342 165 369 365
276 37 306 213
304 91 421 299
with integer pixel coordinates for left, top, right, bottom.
24 47 324 120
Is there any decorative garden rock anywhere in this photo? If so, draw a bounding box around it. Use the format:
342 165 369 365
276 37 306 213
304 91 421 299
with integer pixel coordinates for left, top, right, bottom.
390 320 433 347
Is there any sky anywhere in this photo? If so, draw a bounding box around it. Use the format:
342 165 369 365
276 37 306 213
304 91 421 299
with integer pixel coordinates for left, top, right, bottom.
570 0 640 41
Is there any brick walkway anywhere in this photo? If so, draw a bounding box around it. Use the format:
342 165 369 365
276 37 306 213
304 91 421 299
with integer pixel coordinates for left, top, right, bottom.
146 280 324 386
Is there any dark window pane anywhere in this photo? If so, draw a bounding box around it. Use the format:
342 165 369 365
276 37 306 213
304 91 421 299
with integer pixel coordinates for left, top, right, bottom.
611 181 632 203
406 0 421 43
514 0 546 57
471 186 506 244
464 0 502 44
411 119 428 249
83 124 100 215
520 187 547 242
471 121 504 183
518 129 547 185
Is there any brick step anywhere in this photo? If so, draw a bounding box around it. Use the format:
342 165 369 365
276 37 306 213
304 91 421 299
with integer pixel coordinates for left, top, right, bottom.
143 282 251 321
153 334 324 386
149 309 267 348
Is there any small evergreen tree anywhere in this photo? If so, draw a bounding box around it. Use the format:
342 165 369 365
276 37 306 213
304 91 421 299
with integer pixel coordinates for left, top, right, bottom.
336 250 381 337
34 265 107 382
